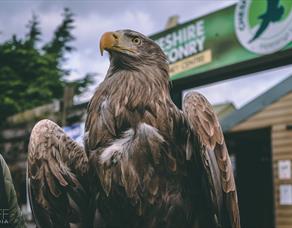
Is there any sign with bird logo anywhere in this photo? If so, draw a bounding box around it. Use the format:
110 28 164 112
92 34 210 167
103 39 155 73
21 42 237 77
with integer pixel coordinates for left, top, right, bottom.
150 0 292 83
235 0 292 54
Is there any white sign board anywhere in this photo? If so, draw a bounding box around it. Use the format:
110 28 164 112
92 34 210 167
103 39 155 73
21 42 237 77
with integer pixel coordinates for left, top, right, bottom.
278 160 291 179
280 185 292 205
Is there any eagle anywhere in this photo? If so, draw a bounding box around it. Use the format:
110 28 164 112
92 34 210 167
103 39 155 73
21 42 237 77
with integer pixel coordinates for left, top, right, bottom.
27 29 240 228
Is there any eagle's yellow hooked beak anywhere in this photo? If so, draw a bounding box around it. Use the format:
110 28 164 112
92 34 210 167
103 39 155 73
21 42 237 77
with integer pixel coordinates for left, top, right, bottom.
99 32 119 56
100 31 136 56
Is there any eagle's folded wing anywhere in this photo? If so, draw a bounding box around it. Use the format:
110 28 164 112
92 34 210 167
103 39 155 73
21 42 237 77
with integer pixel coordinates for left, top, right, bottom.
27 119 89 228
183 92 240 228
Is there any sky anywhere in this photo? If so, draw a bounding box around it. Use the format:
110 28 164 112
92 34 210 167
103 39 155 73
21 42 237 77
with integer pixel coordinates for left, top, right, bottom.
0 0 291 108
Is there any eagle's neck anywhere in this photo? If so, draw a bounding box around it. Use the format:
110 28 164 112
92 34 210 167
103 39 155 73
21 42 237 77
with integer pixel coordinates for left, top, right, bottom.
105 63 170 97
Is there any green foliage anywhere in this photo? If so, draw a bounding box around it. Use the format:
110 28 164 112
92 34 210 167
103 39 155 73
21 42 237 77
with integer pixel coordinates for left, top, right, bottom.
43 8 75 63
0 8 93 122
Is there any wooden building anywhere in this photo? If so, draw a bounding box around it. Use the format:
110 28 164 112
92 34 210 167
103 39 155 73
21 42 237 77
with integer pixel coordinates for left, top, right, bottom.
221 76 292 228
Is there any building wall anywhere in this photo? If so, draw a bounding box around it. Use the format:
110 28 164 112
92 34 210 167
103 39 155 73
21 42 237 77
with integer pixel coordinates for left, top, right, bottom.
230 92 292 228
272 124 292 228
231 92 292 131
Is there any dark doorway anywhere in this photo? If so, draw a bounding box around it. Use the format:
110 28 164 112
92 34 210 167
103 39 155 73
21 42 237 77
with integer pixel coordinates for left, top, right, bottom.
225 128 274 228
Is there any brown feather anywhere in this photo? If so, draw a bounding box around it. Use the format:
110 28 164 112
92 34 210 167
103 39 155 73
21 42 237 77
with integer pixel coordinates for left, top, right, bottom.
28 119 90 227
183 91 240 228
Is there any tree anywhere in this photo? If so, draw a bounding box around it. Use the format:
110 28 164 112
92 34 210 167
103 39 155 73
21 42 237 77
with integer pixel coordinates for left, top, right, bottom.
0 8 93 123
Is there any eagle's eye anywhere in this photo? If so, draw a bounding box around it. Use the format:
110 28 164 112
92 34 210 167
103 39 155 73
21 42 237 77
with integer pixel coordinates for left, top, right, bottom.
132 37 141 45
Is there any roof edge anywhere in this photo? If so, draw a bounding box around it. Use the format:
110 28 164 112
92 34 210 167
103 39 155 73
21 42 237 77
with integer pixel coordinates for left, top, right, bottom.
221 75 292 132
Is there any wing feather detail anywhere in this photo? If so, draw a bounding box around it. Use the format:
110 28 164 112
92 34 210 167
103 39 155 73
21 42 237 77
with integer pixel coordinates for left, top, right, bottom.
27 119 90 228
183 92 240 228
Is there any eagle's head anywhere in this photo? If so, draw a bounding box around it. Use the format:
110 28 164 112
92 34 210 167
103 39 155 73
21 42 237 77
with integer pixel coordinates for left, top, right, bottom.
100 29 168 72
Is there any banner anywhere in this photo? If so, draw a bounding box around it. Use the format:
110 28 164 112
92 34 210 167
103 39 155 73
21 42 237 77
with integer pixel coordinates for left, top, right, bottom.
150 0 292 81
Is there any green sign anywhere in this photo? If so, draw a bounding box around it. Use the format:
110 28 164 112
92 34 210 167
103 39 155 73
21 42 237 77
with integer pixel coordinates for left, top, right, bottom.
150 0 292 81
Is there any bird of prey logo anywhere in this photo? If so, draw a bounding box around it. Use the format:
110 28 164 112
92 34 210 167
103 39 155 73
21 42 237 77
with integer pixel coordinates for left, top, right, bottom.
249 0 284 43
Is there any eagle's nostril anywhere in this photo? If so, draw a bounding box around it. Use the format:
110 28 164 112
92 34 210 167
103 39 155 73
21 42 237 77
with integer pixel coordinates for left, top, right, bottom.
112 33 118 40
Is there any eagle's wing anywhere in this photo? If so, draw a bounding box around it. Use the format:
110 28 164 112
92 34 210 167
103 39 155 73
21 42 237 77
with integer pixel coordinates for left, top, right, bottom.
183 92 240 228
27 119 90 228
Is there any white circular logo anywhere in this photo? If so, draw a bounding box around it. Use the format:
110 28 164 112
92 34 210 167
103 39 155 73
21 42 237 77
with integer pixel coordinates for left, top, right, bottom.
235 0 292 54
